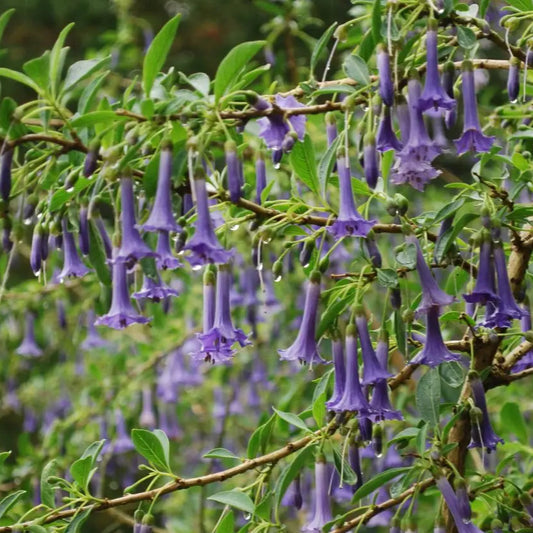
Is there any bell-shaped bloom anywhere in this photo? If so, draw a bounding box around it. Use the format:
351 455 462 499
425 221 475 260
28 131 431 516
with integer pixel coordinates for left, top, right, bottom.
407 234 454 314
435 476 483 533
396 96 410 143
364 135 379 189
278 271 326 365
326 112 338 147
281 475 303 509
156 230 181 270
79 206 90 256
95 217 113 260
409 307 462 367
507 57 520 102
364 232 382 268
377 44 394 106
116 177 157 264
302 460 332 532
326 337 345 410
197 264 250 364
377 106 403 152
139 387 156 429
17 312 43 357
455 61 495 154
468 372 503 452
81 310 110 350
58 218 91 281
369 380 403 422
255 151 267 204
512 305 533 372
30 224 44 275
463 234 499 306
113 409 134 454
142 143 180 232
330 326 372 415
429 112 448 150
95 250 150 329
327 154 375 238
485 242 524 327
133 273 179 302
184 173 232 268
225 140 243 203
418 23 456 112
0 148 13 202
83 141 99 177
356 313 392 385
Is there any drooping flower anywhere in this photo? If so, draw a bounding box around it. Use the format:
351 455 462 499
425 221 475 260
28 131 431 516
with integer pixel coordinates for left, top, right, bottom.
326 112 338 147
58 218 91 281
418 21 456 113
281 475 303 509
116 177 157 265
367 487 394 527
113 409 134 454
197 264 250 364
396 96 410 143
156 230 181 270
278 271 326 365
83 141 99 178
407 234 454 314
183 172 232 268
429 111 448 150
409 306 462 367
139 387 156 429
95 250 150 329
330 325 373 415
302 460 333 532
376 106 403 152
30 224 44 275
377 44 394 106
81 310 110 350
364 232 382 268
95 216 113 260
255 151 267 204
325 335 345 410
0 148 13 202
468 371 503 452
327 151 376 238
133 273 179 302
225 140 243 203
512 304 533 372
79 206 90 256
507 56 520 102
363 134 379 189
16 312 43 357
455 61 495 155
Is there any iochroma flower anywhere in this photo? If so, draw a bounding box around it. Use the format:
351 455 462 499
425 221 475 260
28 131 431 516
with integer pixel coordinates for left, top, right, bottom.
325 335 345 410
16 312 43 358
58 218 92 281
302 459 332 532
507 56 520 102
156 230 181 270
377 43 394 106
133 273 179 302
376 106 402 152
225 139 243 203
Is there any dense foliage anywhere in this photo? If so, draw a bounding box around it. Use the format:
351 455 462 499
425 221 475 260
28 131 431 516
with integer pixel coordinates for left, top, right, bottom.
0 1 533 532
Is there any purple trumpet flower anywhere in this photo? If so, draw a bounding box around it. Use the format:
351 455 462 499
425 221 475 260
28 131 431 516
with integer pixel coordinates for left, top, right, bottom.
133 273 179 302
364 135 379 189
58 218 91 281
0 148 13 202
197 264 250 364
367 487 394 527
183 173 232 268
282 475 303 509
348 443 363 490
468 371 503 452
79 206 90 255
512 305 533 372
377 106 403 152
139 387 156 429
113 409 134 454
329 325 372 415
325 336 345 410
225 140 242 203
409 306 462 367
83 141 99 177
370 379 403 421
156 230 181 270
455 61 495 154
116 177 157 264
464 233 499 306
203 266 216 332
364 232 382 268
255 151 267 204
326 112 338 147
356 312 392 385
418 23 456 112
390 73 441 190
377 44 394 106
30 224 44 275
95 217 113 260
81 310 110 350
396 96 410 143
95 250 150 329
17 312 43 357
407 234 454 314
507 57 520 102
142 143 180 232
429 112 448 150
435 476 483 533
327 153 375 238
302 460 333 532
278 271 326 365
256 94 307 162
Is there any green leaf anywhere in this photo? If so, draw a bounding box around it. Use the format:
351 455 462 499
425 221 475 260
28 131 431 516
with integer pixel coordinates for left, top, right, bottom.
208 490 255 515
290 135 320 197
70 111 129 129
63 56 111 93
381 149 395 182
78 72 109 114
0 451 11 468
70 456 93 491
456 26 477 50
388 427 420 446
415 423 428 455
23 52 51 92
310 22 338 75
153 429 171 468
143 14 181 96
214 40 265 102
439 362 465 388
0 67 40 95
434 212 477 262
393 309 406 355
416 368 441 427
343 54 370 86
50 23 74 94
352 467 411 502
317 289 354 338
433 197 465 224
331 444 358 486
0 490 26 519
500 402 527 444
273 407 310 433
395 242 417 269
88 220 111 286
131 428 171 472
371 0 382 43
215 510 235 533
203 448 240 460
318 135 340 197
376 268 399 289
49 189 71 212
65 508 91 533
247 414 276 458
27 526 48 533
40 459 59 508
0 9 15 45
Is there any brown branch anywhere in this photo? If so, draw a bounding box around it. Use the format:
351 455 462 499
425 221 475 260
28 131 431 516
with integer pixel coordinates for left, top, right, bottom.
502 366 533 383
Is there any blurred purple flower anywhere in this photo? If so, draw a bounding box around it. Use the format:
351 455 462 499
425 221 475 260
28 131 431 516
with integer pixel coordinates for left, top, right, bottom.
302 461 332 532
59 218 91 281
16 312 42 358
377 106 402 152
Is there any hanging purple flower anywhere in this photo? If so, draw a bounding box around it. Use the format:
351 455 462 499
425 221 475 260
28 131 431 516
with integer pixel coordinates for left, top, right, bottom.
224 140 243 203
83 141 99 178
377 44 394 106
183 172 232 268
326 336 345 410
364 232 382 268
81 310 110 350
133 273 179 302
16 312 43 357
429 111 448 150
409 307 462 367
367 487 394 527
0 148 13 202
377 106 403 152
512 304 533 372
30 224 44 275
326 112 338 147
139 387 156 429
278 271 326 365
95 216 113 260
113 409 134 454
142 142 180 232
507 56 520 102
363 134 379 189
95 250 150 329
156 230 181 270
455 61 495 155
79 206 90 256
407 234 454 314
302 460 333 532
468 371 503 452
418 21 456 113
58 218 91 281
255 151 267 204
329 325 373 415
116 177 157 264
327 153 375 238
281 475 303 509
396 96 411 143
197 264 250 364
